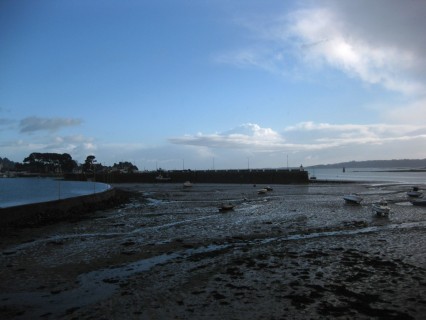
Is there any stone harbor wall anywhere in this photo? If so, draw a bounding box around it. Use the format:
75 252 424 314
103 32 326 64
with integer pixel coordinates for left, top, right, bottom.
66 169 309 184
0 188 130 230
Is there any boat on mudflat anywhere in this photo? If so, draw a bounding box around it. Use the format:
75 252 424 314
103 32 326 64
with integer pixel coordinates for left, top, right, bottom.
411 199 426 206
219 203 235 212
155 174 171 182
258 188 268 195
183 181 193 188
343 194 363 204
372 200 390 216
407 187 423 198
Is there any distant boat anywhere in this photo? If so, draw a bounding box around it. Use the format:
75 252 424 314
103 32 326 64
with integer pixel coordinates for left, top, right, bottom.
183 181 192 188
372 200 390 216
407 186 422 198
258 188 268 195
219 203 235 212
343 167 346 173
343 194 362 204
155 174 171 182
265 186 273 191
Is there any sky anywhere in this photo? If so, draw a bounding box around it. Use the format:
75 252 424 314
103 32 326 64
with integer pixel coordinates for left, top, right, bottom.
1 0 426 170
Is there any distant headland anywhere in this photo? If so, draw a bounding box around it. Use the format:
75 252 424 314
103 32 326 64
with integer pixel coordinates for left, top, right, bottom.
308 158 426 170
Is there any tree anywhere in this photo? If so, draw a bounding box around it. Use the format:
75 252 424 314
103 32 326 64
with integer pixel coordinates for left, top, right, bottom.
0 157 17 171
22 152 77 173
112 161 138 173
83 155 97 173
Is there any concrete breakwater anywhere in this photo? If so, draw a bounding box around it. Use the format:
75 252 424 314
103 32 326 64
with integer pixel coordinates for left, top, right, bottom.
65 168 309 184
0 188 130 230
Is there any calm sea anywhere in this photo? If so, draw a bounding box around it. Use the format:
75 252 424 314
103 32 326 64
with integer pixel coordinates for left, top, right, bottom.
0 177 111 208
308 167 426 184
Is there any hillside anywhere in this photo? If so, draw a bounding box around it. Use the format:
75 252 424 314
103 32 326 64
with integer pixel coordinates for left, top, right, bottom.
309 159 426 169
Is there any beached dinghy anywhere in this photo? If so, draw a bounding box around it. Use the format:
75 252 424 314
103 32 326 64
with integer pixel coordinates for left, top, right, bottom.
372 200 390 216
407 187 422 198
219 203 235 212
258 188 268 195
411 199 426 206
183 181 193 188
343 194 363 204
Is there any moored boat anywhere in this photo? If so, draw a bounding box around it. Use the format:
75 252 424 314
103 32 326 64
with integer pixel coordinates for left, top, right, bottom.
155 174 171 182
258 188 268 195
343 194 363 204
372 200 390 216
411 199 426 206
219 203 235 212
407 187 422 198
183 181 192 188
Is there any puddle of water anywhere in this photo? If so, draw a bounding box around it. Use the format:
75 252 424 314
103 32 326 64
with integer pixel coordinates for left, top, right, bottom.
0 244 228 319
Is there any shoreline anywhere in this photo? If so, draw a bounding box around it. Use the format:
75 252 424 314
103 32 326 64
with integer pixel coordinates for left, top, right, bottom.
0 188 132 232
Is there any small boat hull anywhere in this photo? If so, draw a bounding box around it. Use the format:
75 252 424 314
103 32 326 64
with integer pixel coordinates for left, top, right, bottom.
219 204 235 212
372 202 390 216
407 187 422 198
343 194 362 204
411 199 426 206
183 181 192 188
407 191 422 198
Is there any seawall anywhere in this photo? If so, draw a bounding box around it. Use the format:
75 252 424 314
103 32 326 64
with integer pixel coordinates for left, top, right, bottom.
66 169 309 184
0 188 130 230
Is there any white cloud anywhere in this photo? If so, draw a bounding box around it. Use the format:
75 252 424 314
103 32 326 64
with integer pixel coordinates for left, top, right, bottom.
170 123 287 151
289 5 424 95
216 0 426 95
384 98 426 125
170 121 426 157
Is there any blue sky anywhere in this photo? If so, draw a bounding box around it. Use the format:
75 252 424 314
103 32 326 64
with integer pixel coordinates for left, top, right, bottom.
1 0 426 170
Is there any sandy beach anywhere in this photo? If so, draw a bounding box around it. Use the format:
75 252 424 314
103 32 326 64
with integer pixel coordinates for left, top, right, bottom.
1 182 426 319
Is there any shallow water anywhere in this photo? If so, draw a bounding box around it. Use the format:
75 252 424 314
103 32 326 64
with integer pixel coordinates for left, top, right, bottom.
0 177 110 207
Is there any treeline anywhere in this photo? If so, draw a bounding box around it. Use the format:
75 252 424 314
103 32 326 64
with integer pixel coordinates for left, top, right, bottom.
0 153 139 175
0 157 16 171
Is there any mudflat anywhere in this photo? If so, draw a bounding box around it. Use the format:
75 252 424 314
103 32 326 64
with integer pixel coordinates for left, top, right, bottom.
1 182 426 319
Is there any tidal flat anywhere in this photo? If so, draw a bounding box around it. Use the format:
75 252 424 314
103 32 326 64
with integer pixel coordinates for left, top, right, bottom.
1 182 426 319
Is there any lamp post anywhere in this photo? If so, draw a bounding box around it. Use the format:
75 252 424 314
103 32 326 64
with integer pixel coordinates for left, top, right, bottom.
92 160 97 194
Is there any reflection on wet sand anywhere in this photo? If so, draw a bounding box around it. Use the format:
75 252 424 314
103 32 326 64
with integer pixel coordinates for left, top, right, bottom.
1 182 426 319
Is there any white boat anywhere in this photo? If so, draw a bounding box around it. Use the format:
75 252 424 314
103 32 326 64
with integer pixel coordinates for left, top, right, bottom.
372 200 390 216
183 181 192 188
343 194 363 204
219 203 235 212
258 188 268 195
155 174 171 181
265 186 273 191
407 187 422 198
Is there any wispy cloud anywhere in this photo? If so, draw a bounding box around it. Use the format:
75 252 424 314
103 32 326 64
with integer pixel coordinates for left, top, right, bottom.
215 0 426 96
19 116 83 133
0 118 16 130
288 5 424 95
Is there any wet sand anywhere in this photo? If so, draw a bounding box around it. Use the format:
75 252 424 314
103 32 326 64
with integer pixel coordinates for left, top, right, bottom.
1 182 426 319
